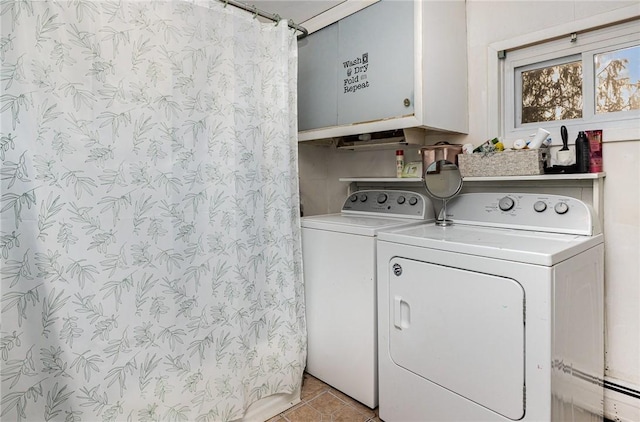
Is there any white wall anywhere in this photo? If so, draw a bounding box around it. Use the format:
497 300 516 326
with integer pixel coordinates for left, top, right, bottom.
298 1 640 419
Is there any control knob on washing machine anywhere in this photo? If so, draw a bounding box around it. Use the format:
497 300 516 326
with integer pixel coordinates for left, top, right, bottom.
377 193 388 204
397 196 406 205
498 196 515 211
359 193 368 202
408 196 419 206
349 194 358 202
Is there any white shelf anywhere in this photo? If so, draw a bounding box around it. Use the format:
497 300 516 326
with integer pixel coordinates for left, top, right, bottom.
339 173 605 183
339 177 423 182
463 172 605 182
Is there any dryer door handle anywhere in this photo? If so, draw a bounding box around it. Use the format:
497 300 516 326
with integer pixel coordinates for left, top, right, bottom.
393 296 411 330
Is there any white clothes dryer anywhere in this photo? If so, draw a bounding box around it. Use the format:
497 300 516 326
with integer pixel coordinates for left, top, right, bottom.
302 190 435 408
377 193 604 421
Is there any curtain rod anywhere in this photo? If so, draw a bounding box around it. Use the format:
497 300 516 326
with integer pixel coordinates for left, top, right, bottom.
218 0 309 39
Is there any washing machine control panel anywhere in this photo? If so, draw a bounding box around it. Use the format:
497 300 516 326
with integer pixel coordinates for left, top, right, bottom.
445 193 600 236
342 190 433 219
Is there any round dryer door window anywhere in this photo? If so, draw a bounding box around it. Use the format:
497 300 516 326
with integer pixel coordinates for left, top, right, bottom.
388 257 525 420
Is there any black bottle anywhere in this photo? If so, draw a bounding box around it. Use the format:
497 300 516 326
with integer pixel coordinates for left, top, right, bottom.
575 131 590 173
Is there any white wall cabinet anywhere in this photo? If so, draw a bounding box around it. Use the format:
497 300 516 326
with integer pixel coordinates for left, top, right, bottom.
298 0 468 141
298 23 339 131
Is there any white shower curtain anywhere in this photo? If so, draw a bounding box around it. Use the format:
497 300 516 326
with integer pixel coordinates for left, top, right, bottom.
0 1 305 421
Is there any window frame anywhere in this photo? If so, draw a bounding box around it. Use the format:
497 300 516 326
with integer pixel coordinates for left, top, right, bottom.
489 7 640 144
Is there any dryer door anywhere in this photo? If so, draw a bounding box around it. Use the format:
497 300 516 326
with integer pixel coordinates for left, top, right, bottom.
388 257 525 420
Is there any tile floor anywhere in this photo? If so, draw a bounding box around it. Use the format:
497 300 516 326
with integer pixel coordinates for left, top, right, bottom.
269 373 381 422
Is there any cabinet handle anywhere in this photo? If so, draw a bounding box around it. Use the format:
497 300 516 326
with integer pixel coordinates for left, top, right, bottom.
403 98 411 107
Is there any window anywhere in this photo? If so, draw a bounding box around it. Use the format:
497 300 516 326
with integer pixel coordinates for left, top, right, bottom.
517 56 583 123
594 45 640 114
498 17 640 142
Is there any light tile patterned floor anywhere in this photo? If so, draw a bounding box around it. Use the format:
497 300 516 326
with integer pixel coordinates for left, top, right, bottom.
269 373 381 422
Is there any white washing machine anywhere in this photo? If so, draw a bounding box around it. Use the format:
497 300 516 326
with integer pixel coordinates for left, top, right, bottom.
377 192 604 421
302 190 435 408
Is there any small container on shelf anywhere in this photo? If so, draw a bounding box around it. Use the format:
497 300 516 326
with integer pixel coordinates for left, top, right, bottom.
420 142 463 170
586 130 603 173
575 131 591 173
396 149 404 178
457 149 549 177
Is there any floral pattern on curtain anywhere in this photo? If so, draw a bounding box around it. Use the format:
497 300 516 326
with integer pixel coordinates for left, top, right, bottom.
0 1 305 421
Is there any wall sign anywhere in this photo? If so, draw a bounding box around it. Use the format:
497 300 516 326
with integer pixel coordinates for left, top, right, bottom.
342 52 370 94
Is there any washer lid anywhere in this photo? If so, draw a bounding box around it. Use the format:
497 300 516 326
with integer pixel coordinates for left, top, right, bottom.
378 223 603 266
301 214 430 237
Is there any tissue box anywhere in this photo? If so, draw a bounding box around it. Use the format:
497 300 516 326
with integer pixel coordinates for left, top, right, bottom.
457 149 549 177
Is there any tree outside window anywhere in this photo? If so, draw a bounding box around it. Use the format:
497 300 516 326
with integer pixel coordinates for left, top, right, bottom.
517 44 639 125
520 60 583 123
595 45 640 114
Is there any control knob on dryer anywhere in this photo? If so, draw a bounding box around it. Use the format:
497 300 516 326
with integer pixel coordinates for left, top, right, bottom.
533 201 547 212
498 196 515 211
554 202 569 215
377 193 388 204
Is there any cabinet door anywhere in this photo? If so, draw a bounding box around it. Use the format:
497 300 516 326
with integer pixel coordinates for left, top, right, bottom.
298 22 339 131
337 1 414 125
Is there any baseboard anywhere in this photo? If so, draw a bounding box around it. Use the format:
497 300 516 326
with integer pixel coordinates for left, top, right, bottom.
604 377 640 422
